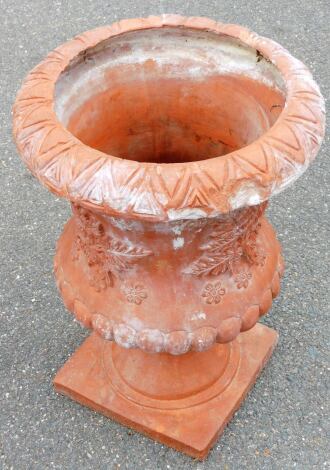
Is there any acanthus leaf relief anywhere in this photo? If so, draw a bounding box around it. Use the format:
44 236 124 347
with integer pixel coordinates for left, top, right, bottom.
72 205 153 291
184 203 267 278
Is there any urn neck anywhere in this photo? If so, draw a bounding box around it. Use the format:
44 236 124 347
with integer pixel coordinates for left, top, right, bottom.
71 201 267 287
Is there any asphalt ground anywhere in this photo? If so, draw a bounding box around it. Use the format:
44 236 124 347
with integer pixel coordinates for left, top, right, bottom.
0 1 329 469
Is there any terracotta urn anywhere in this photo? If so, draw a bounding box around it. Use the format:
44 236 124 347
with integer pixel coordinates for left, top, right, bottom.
13 16 325 459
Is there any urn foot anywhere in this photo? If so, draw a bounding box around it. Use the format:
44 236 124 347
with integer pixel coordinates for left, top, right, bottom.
54 323 278 459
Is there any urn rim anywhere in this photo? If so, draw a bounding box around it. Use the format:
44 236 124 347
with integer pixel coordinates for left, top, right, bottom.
13 15 325 221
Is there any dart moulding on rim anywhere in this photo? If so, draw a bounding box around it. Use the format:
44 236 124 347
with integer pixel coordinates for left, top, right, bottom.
13 15 325 459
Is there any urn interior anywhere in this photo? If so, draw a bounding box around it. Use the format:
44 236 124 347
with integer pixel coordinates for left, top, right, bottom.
55 28 286 164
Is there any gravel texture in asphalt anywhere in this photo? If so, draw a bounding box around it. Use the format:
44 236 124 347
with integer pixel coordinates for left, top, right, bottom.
0 1 329 469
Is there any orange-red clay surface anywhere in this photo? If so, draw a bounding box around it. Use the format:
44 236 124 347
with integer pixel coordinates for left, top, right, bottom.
67 74 284 164
13 15 325 460
54 324 278 459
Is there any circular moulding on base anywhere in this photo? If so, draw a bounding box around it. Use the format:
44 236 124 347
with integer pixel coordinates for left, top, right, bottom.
102 338 241 410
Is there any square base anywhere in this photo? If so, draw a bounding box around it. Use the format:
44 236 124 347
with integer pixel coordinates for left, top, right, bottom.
54 323 278 459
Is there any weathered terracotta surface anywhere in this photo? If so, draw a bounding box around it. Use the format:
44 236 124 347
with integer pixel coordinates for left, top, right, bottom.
53 201 282 353
13 15 325 459
54 324 278 459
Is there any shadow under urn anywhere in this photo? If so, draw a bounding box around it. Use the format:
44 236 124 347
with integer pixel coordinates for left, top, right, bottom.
13 16 325 459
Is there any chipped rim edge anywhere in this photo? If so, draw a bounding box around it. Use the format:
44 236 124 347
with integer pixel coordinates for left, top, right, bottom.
13 15 325 221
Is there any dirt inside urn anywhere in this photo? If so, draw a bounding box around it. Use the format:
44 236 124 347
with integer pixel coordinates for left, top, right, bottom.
55 28 286 163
